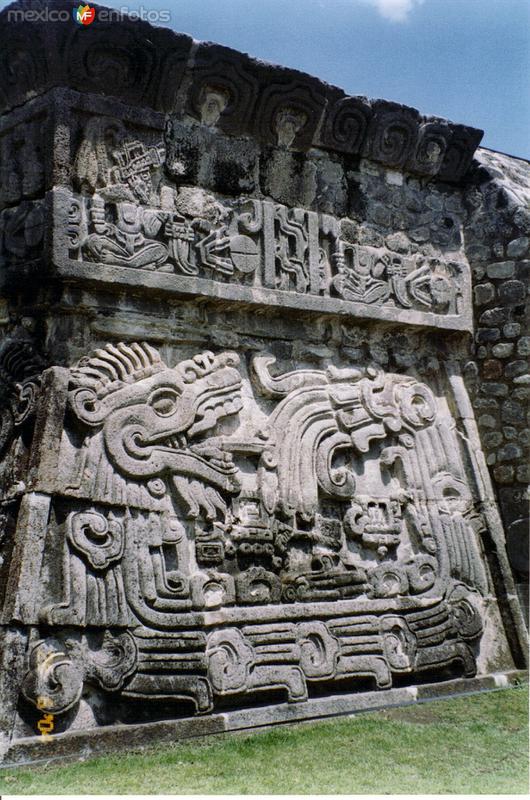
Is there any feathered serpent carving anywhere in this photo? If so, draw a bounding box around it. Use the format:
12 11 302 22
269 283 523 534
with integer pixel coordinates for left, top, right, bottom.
70 341 164 397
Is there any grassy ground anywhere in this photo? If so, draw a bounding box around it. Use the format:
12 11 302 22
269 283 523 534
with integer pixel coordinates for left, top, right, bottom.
0 685 528 794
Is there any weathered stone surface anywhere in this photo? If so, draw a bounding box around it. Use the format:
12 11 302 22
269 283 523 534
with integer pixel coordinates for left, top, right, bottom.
486 262 515 280
501 400 524 424
0 0 482 182
498 444 522 462
503 322 522 338
493 465 515 484
476 328 501 343
464 147 530 583
491 343 514 358
483 431 503 448
0 0 527 765
479 307 511 327
505 360 528 378
498 280 526 305
478 414 497 429
516 465 530 482
473 283 495 305
517 259 530 277
480 382 509 398
513 387 530 402
506 237 529 259
1 670 525 766
517 337 530 356
482 359 503 379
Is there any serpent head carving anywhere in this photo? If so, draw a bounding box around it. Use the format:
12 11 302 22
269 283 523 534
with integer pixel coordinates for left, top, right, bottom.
68 342 243 516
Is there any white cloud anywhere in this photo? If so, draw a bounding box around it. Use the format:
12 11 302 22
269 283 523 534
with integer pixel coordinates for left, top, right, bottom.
363 0 425 23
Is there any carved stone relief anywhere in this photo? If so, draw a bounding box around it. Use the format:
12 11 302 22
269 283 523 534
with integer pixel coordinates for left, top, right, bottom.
0 331 44 492
0 1 526 765
0 116 46 209
2 340 514 726
58 117 470 328
0 4 483 182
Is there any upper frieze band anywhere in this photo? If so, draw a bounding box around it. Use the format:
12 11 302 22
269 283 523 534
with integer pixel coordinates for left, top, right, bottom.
0 0 483 182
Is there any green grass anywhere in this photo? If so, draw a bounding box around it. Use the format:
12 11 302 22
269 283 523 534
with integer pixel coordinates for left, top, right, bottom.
1 686 528 794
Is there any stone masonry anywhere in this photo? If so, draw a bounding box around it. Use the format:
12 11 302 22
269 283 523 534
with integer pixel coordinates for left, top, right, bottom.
0 0 527 765
463 150 530 607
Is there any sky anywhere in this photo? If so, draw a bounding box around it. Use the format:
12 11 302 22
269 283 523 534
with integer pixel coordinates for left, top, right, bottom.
1 0 528 157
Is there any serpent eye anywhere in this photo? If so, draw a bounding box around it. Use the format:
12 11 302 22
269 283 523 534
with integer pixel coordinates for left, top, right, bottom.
148 388 179 417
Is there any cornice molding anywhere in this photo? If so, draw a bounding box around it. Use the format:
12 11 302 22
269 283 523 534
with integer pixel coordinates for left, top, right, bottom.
0 0 483 181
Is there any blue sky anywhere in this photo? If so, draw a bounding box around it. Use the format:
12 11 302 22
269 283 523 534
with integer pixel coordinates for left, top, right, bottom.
1 0 529 156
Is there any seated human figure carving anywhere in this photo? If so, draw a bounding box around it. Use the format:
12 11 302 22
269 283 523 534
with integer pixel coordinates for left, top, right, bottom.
81 137 170 271
85 192 169 270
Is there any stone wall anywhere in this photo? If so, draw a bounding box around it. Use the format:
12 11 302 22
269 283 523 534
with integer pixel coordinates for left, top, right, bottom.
0 0 527 765
464 150 530 605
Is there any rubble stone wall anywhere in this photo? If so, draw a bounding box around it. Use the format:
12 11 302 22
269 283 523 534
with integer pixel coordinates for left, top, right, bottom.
464 150 530 604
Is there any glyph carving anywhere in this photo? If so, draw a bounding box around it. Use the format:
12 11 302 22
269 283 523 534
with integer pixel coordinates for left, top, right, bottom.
21 632 137 714
63 123 469 323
